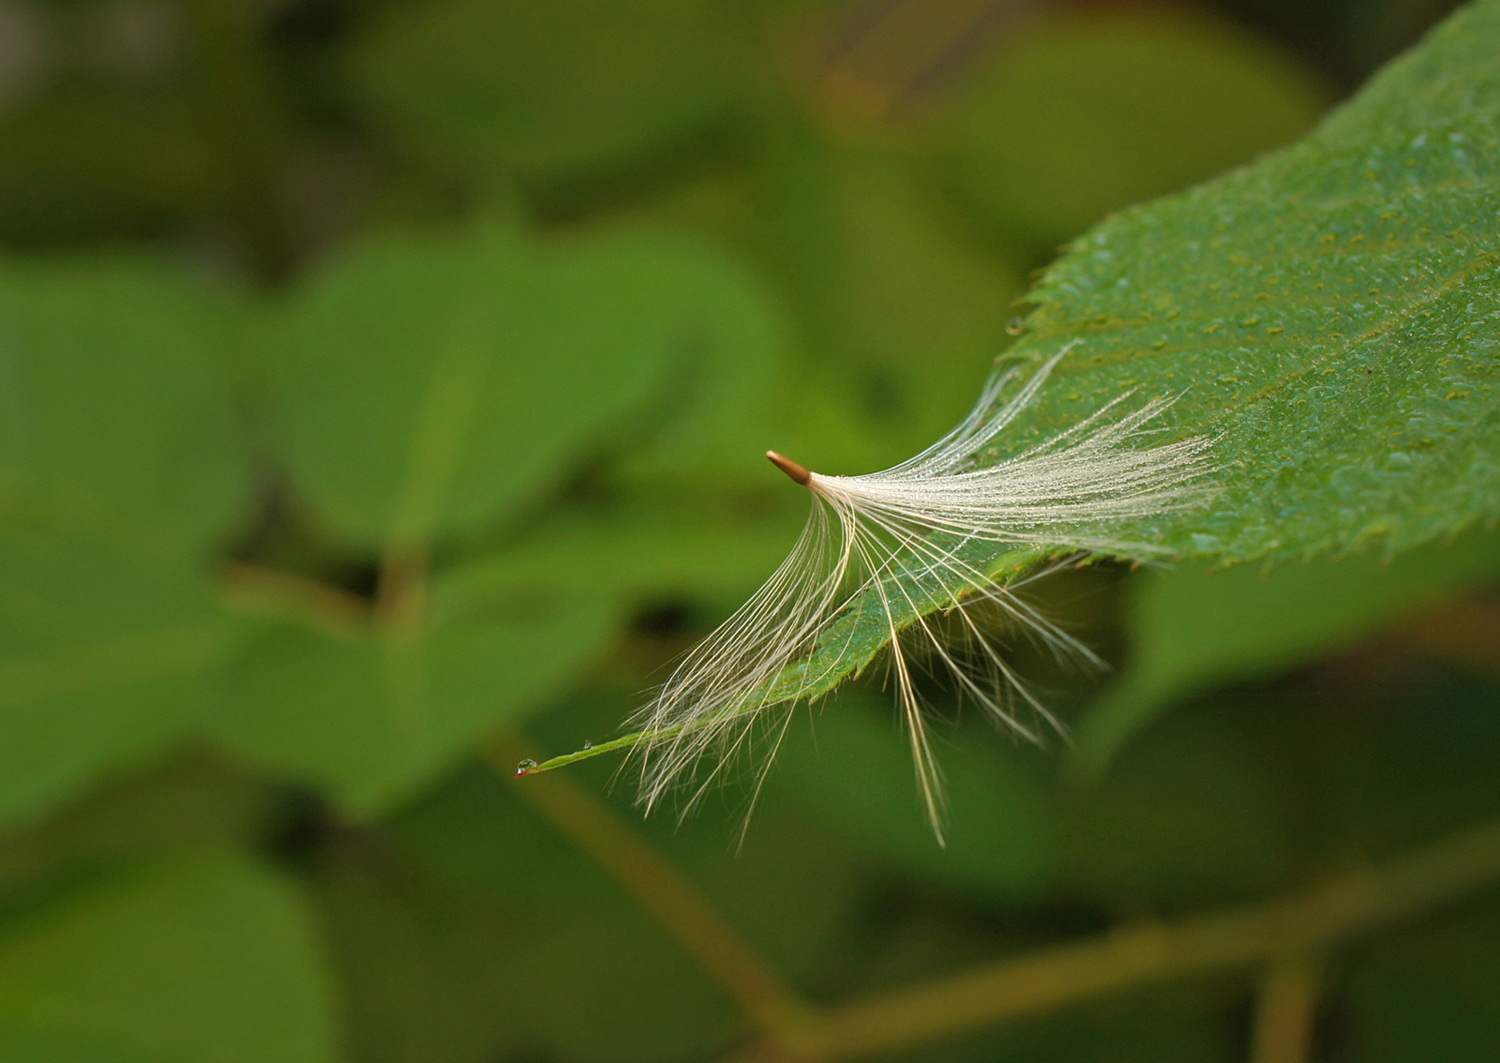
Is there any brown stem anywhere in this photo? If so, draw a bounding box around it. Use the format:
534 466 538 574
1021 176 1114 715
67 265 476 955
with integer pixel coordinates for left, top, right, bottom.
374 545 429 637
487 734 822 1058
737 815 1500 1062
1250 953 1324 1063
216 560 369 639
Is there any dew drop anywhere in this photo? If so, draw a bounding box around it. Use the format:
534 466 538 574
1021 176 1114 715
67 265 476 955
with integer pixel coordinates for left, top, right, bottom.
1006 317 1025 336
581 740 594 750
515 759 538 776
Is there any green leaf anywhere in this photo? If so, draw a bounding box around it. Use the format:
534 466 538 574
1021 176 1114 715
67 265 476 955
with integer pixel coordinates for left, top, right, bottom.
0 852 337 1063
0 256 249 550
1320 670 1500 857
211 573 615 813
947 5 1330 250
1005 0 1500 565
1070 527 1500 778
779 0 1500 711
311 765 739 1063
435 504 799 617
0 89 232 245
772 699 1052 900
605 237 788 482
341 0 748 181
753 146 1029 462
266 225 778 550
0 256 251 825
0 529 238 826
1054 707 1294 909
1342 902 1500 1062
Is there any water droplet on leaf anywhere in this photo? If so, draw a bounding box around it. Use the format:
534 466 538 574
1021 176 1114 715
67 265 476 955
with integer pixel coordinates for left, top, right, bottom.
515 759 538 776
1006 317 1025 336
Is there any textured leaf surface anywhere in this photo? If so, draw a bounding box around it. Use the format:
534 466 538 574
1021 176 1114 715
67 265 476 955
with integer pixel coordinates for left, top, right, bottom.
267 227 779 550
791 0 1500 705
0 853 337 1063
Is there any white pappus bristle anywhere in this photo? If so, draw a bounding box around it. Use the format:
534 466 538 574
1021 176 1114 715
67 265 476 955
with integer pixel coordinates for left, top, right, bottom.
628 342 1215 843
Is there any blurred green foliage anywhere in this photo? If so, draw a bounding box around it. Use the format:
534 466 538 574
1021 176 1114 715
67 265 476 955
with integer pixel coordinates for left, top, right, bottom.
945 4 1332 252
0 0 1494 1061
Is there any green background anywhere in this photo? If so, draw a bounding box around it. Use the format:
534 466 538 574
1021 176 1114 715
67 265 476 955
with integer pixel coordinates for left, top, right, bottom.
0 0 1495 1061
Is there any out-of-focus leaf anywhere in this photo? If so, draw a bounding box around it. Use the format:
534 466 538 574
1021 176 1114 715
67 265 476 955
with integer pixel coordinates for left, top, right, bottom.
213 565 614 812
435 502 799 623
605 235 788 482
1317 670 1500 858
0 529 238 826
1057 707 1293 909
783 0 1500 706
0 255 252 826
771 699 1051 900
1071 527 1500 777
0 90 227 246
948 5 1330 249
751 144 1028 465
1341 901 1500 1062
0 852 337 1063
266 225 780 550
522 688 874 986
0 752 287 909
0 256 248 550
311 765 738 1063
341 0 749 181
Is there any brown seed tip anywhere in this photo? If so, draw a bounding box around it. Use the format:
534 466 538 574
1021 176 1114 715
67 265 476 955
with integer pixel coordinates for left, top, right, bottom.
766 450 812 486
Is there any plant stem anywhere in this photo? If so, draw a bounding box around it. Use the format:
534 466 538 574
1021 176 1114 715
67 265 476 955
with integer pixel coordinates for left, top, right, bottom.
374 545 429 635
1249 953 1323 1063
736 815 1500 1062
217 560 369 639
487 734 823 1059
